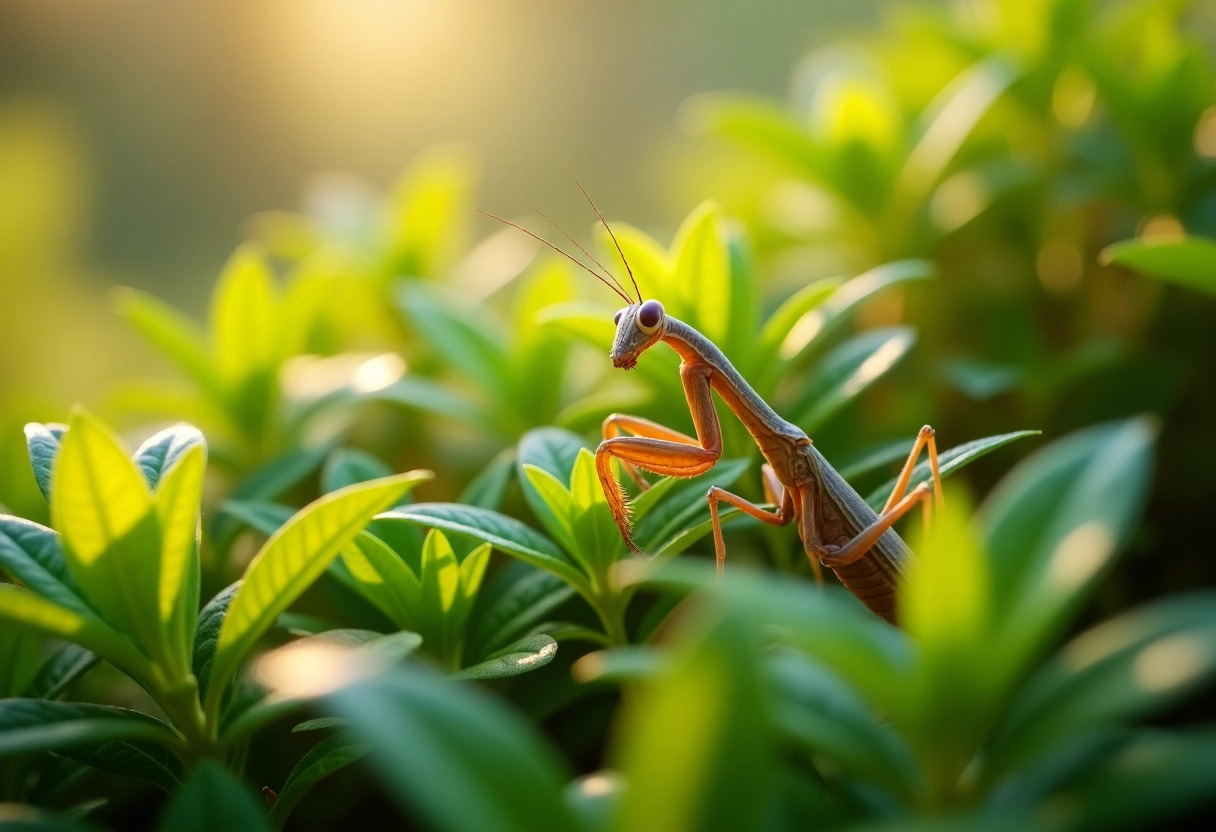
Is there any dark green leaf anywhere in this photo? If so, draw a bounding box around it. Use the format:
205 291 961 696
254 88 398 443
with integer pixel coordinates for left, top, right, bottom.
791 327 915 433
458 447 516 510
23 423 66 503
981 419 1157 680
193 581 240 701
133 424 206 490
321 448 393 494
326 668 580 832
452 635 558 680
1101 236 1216 298
988 592 1216 773
218 500 296 537
268 731 371 829
0 700 180 758
0 517 89 613
157 760 271 832
466 564 577 660
24 644 97 700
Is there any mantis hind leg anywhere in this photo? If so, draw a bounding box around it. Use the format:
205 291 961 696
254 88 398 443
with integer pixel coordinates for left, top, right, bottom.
883 425 945 514
707 464 795 576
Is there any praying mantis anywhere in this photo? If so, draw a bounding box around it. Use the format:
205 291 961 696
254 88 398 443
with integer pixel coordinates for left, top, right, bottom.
484 176 943 624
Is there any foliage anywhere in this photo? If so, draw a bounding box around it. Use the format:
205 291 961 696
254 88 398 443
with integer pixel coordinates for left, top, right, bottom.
2 0 1215 828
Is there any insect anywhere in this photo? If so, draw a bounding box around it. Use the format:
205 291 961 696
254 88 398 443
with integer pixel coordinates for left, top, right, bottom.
484 174 944 624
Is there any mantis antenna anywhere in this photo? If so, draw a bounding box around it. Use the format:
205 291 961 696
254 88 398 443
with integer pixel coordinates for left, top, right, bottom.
477 209 635 305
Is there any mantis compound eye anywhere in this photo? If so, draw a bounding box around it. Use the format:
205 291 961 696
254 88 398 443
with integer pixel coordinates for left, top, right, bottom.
614 308 625 325
636 299 664 334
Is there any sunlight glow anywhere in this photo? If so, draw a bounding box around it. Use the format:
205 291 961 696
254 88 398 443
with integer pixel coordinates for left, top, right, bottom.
841 335 907 397
1195 106 1216 159
1046 522 1114 592
253 641 375 700
281 352 405 399
1133 632 1211 694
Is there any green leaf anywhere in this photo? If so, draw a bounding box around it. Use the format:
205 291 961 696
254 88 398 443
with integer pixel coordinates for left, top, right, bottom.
193 582 239 702
385 144 475 278
398 286 513 404
770 651 917 800
154 442 205 674
24 644 97 700
643 561 912 715
157 760 271 832
379 504 587 593
631 458 750 553
900 55 1018 200
206 472 431 718
133 424 205 490
0 516 89 613
291 717 349 733
268 731 372 830
521 465 580 560
111 287 219 394
791 327 915 433
0 585 152 683
772 260 933 369
518 427 587 486
466 565 576 660
321 448 393 494
210 245 280 384
52 409 166 663
65 736 184 793
753 278 842 375
981 419 1157 681
361 376 492 433
673 202 731 343
988 592 1216 774
1044 728 1216 832
325 667 580 832
451 635 558 680
458 447 516 510
0 699 180 758
863 430 1042 510
24 422 66 502
610 612 775 832
1101 235 1216 298
338 532 420 631
569 449 625 574
217 500 296 537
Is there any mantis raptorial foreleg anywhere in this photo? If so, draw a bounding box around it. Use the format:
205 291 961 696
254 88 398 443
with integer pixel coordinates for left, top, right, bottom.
602 413 701 492
595 363 722 551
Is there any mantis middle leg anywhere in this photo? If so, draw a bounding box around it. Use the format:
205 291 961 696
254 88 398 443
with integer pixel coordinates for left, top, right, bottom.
595 362 721 551
707 463 799 577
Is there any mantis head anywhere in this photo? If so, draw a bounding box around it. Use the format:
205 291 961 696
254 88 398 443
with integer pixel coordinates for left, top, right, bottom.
611 299 666 370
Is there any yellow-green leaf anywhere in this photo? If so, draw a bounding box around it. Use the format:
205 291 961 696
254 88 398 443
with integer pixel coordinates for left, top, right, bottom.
673 202 730 342
53 409 152 567
155 443 206 673
420 529 460 617
210 245 280 384
53 409 166 663
206 471 431 717
0 584 152 684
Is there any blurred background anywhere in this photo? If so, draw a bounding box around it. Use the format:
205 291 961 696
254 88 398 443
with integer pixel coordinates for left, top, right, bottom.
4 0 1216 828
